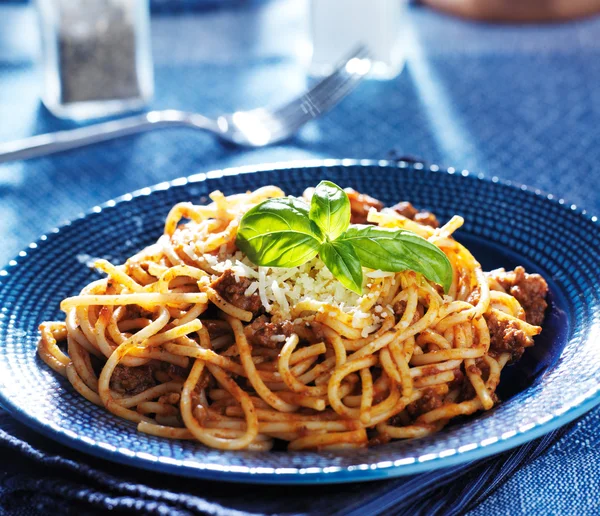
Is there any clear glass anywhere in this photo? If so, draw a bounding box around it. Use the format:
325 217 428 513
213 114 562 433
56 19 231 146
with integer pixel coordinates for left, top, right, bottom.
37 0 154 120
310 0 407 80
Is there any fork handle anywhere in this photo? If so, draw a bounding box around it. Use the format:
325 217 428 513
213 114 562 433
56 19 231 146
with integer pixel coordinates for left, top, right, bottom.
0 112 212 164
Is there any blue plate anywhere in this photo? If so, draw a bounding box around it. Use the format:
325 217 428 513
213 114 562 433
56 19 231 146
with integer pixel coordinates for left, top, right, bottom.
1 160 599 484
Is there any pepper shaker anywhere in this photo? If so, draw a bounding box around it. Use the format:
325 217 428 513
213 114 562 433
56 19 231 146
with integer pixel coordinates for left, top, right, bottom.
37 0 154 120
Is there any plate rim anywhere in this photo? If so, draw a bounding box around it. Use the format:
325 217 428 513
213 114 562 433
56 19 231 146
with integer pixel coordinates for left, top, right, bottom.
0 158 599 484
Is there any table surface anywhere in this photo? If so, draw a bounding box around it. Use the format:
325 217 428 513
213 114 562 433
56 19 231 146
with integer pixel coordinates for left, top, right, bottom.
1 1 600 514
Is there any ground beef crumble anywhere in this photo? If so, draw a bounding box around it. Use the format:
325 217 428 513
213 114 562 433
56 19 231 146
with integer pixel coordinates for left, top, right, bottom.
244 315 294 348
406 388 444 419
484 311 535 363
486 266 548 325
393 300 423 325
201 320 233 339
210 269 262 315
110 364 157 395
244 316 325 348
345 188 385 224
345 188 440 229
391 201 440 228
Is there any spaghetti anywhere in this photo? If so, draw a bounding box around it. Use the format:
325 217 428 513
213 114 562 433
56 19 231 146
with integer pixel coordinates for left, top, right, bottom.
38 185 548 451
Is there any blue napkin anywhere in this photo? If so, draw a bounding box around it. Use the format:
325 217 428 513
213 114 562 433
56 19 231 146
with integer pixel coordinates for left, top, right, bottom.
0 403 588 516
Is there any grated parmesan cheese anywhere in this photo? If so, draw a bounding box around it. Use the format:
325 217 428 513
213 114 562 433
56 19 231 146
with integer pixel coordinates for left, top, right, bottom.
160 191 426 344
361 324 380 338
172 221 394 334
244 282 259 297
258 267 272 312
271 279 290 315
200 251 387 323
352 310 370 329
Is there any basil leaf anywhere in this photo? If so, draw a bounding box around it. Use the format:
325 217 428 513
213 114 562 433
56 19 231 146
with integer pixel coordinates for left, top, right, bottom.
236 197 323 267
339 224 453 292
319 240 363 295
309 180 351 241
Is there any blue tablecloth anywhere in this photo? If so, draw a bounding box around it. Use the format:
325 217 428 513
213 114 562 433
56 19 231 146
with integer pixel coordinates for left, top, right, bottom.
1 1 600 514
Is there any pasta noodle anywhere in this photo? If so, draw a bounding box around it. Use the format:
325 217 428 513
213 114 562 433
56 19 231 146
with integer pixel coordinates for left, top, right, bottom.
38 185 548 451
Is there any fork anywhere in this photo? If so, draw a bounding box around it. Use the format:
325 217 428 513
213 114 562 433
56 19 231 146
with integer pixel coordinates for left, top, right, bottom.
0 46 371 164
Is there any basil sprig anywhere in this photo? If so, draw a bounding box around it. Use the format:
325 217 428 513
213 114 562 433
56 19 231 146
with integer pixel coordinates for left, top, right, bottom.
339 225 452 292
235 197 323 268
319 239 363 294
309 180 351 241
236 181 452 295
